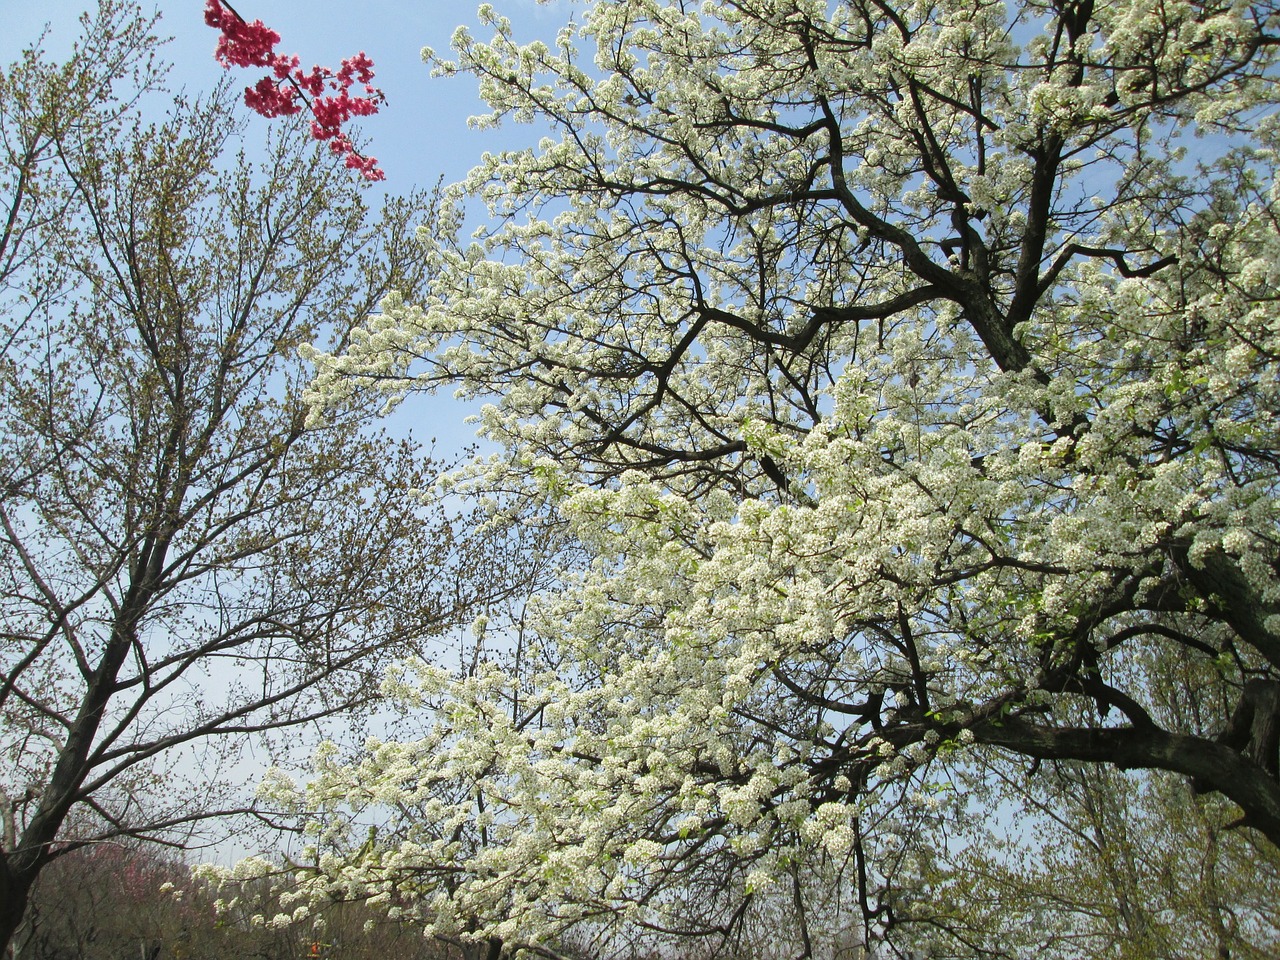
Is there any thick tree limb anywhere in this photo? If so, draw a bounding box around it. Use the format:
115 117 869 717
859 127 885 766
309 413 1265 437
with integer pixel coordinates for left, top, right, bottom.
973 717 1280 847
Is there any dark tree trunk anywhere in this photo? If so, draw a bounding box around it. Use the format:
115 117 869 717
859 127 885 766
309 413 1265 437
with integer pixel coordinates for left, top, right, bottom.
0 858 35 960
0 602 147 958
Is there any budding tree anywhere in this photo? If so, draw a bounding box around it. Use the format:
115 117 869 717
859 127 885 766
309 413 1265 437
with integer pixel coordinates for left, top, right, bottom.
292 0 1280 954
0 3 501 953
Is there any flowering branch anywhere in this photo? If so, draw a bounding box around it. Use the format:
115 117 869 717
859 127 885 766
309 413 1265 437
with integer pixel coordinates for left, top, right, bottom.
204 0 385 181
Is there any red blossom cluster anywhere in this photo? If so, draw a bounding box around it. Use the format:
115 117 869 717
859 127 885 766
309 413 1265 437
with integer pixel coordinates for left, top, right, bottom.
205 0 385 181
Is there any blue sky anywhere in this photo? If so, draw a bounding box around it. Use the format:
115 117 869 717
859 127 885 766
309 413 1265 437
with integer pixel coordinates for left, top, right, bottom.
2 0 566 185
2 0 570 455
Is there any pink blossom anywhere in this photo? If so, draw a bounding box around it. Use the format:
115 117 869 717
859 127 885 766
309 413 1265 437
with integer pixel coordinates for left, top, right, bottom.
346 94 380 117
206 0 386 181
337 52 376 86
244 76 302 117
311 95 352 134
326 133 385 183
206 0 280 68
294 66 326 98
271 53 300 80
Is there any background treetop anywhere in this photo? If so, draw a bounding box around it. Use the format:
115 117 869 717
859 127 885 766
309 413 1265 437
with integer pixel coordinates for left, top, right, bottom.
0 3 526 954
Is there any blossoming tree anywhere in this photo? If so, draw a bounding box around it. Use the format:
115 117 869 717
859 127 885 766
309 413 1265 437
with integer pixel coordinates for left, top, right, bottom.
290 0 1280 954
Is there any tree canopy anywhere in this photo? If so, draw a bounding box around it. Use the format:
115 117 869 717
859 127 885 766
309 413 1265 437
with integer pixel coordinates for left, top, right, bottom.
0 3 507 952
255 0 1280 954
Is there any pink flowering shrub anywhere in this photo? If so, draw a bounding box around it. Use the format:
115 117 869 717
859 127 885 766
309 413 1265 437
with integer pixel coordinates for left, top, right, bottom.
205 0 385 180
